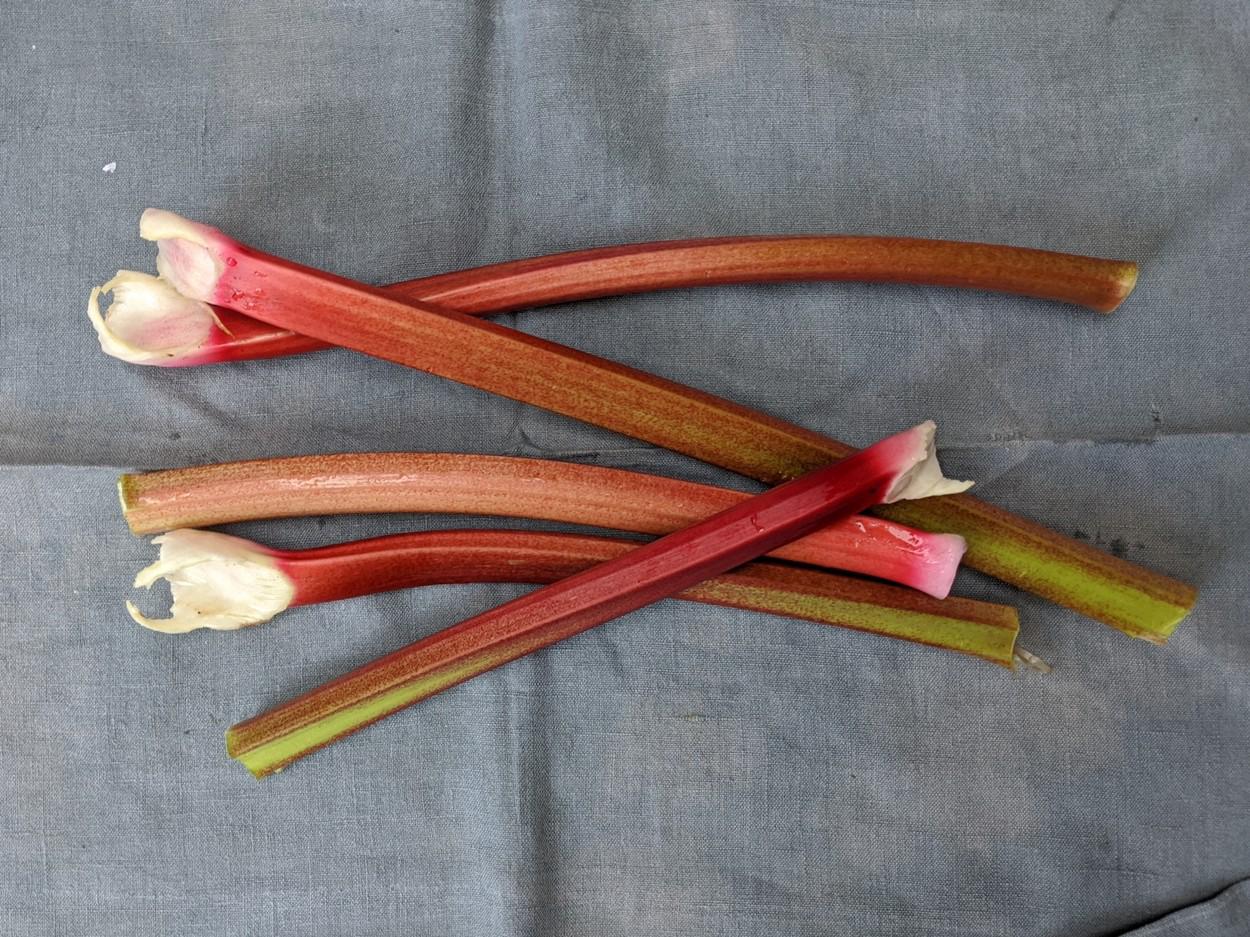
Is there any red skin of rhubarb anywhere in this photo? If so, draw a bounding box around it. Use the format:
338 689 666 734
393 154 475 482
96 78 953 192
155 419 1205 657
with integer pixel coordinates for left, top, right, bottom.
119 453 966 599
226 422 947 776
144 211 1194 640
269 528 1017 667
167 236 1138 364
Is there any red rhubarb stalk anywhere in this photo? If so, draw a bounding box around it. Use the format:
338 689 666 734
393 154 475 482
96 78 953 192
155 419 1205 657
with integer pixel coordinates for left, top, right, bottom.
128 209 1196 641
119 453 966 598
126 527 1017 666
86 237 1137 365
224 420 970 777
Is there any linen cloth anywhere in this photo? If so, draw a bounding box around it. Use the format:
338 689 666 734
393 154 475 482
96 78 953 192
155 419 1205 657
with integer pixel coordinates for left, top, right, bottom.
1 2 1247 934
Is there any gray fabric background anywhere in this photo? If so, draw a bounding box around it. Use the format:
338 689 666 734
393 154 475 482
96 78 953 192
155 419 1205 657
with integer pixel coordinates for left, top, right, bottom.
2 2 1247 935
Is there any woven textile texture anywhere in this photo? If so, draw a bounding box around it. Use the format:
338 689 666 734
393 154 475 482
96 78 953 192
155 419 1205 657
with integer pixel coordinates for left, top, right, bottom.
1 2 1247 935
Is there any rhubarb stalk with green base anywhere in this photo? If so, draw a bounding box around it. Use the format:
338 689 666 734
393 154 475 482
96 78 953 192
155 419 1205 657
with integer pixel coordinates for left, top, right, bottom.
126 527 1018 666
225 420 970 777
86 236 1138 365
112 209 1195 640
119 453 967 598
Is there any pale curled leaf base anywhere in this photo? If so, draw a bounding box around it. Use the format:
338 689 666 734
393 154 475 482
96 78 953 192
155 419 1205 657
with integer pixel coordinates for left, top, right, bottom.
882 420 973 503
140 207 226 301
128 530 294 633
87 271 222 365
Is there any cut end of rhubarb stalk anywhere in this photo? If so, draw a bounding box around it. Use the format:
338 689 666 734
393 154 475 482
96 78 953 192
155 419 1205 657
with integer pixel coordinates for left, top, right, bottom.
892 528 967 600
87 271 222 366
1107 263 1139 313
882 421 973 503
127 529 295 634
140 208 228 302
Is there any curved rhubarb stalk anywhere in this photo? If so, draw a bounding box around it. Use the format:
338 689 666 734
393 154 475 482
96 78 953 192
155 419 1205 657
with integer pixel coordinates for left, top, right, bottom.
127 528 1018 669
119 453 967 599
86 236 1137 365
129 209 1196 640
225 421 970 776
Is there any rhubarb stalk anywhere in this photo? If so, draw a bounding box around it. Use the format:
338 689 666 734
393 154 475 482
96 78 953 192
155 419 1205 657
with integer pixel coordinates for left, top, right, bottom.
127 209 1196 640
119 453 966 599
225 420 970 777
86 236 1138 365
126 528 1018 666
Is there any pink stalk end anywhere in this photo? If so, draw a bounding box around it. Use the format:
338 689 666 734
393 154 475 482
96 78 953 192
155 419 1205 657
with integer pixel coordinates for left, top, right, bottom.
869 523 967 600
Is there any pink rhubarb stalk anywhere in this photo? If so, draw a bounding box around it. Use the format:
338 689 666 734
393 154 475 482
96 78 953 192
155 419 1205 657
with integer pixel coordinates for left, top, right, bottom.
117 209 1195 640
126 528 1017 666
86 236 1137 365
224 421 970 777
119 453 966 599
